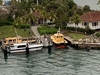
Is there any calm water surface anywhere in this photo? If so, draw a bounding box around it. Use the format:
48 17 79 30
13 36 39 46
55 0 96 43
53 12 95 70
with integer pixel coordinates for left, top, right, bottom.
0 46 100 75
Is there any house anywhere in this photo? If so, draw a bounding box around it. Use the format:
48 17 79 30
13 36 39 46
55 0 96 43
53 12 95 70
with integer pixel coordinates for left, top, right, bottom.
67 11 100 30
33 10 54 25
33 11 45 25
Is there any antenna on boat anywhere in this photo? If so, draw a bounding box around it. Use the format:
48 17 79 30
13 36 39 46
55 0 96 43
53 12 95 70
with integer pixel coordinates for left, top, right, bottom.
59 27 60 31
57 27 60 33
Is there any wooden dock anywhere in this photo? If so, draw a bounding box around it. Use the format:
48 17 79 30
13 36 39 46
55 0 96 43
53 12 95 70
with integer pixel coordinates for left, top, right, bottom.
64 36 100 49
40 35 53 47
77 43 100 49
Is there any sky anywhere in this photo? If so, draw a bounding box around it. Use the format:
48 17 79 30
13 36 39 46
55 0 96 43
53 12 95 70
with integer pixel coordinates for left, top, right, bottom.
74 0 100 10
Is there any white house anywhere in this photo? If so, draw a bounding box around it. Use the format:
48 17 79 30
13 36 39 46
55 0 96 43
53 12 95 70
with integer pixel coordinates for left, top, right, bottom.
67 11 100 30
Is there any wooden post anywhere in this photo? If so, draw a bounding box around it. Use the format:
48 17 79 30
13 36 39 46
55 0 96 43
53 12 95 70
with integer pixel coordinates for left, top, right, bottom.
26 43 29 55
85 44 90 52
3 46 8 59
48 45 51 55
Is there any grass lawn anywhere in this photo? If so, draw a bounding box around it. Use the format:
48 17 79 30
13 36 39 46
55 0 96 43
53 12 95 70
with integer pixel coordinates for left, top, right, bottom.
67 31 85 40
0 25 34 39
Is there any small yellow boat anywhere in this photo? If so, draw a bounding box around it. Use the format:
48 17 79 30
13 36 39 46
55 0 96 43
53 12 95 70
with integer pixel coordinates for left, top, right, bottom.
51 30 68 49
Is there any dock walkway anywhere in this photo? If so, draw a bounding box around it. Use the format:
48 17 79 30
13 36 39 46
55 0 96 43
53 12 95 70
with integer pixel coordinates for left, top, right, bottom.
31 26 40 38
31 26 52 47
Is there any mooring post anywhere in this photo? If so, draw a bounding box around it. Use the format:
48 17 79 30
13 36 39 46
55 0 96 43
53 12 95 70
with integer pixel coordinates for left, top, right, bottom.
48 40 52 55
85 44 90 52
26 43 29 55
48 45 51 55
76 44 78 50
4 46 8 59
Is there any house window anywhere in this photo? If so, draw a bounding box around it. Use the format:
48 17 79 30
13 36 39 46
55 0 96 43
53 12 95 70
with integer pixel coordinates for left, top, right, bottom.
84 22 88 26
92 22 98 26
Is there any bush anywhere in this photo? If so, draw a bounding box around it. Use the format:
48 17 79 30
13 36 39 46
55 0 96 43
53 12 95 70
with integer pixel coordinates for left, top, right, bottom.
0 20 13 26
38 26 58 35
95 32 100 37
47 22 55 25
14 23 30 29
67 27 76 31
67 27 95 35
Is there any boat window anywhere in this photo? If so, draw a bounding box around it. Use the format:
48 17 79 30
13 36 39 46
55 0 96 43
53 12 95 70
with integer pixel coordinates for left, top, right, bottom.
4 40 6 43
17 45 26 48
9 40 12 42
8 40 12 43
13 39 16 43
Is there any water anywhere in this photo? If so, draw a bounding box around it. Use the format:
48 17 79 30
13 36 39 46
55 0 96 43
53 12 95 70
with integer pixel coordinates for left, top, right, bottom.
0 46 100 75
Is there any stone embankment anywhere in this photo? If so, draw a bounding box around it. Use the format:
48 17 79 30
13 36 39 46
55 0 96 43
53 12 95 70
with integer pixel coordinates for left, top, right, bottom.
73 33 100 49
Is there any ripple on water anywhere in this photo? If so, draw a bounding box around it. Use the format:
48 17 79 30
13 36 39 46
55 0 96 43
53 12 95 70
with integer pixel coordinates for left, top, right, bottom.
0 48 100 75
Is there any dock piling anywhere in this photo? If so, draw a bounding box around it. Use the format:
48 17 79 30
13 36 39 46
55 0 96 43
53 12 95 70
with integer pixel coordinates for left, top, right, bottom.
48 45 51 55
26 43 29 55
85 45 90 52
3 46 8 59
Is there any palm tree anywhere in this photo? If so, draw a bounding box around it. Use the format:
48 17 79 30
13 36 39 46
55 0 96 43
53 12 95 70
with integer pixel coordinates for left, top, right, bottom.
70 14 81 40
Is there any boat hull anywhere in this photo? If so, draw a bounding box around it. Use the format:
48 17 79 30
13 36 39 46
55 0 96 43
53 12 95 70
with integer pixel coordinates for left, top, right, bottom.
53 42 67 49
7 44 43 53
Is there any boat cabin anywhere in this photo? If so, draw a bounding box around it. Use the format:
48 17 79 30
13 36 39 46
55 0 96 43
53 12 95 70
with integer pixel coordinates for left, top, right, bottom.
52 31 65 43
4 36 22 45
4 36 36 45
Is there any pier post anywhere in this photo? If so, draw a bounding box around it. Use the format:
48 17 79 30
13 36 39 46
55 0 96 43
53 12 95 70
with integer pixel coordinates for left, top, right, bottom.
75 44 78 50
85 44 90 52
48 45 51 55
47 40 52 55
4 46 8 59
26 43 29 55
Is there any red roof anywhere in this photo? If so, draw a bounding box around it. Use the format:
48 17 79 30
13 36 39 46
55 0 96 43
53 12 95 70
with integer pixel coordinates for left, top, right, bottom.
33 11 44 18
81 11 100 22
34 11 41 18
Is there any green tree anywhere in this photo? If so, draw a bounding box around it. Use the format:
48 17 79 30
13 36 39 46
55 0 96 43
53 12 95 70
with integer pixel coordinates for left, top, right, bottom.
68 0 76 9
76 9 83 15
46 1 60 12
56 5 67 30
68 9 74 17
83 5 91 12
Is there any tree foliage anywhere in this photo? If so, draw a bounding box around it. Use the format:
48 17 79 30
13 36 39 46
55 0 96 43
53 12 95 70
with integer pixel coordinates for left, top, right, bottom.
1 0 93 28
83 5 91 12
